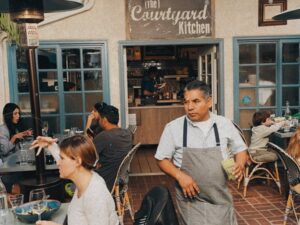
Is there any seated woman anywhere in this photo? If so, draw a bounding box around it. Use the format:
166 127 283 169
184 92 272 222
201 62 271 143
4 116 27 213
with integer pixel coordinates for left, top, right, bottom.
249 110 285 162
0 103 33 192
32 135 118 225
287 127 300 165
0 103 32 160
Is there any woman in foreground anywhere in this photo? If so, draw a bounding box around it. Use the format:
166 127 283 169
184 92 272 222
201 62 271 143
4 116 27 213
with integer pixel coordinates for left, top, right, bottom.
31 135 118 225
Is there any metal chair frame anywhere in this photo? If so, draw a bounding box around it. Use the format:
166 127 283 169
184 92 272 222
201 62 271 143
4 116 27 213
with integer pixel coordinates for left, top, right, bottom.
111 142 141 225
233 122 281 197
241 150 281 197
268 142 300 225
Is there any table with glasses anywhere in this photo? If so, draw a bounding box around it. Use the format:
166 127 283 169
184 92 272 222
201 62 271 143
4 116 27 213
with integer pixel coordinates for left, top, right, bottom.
3 202 68 225
0 149 58 174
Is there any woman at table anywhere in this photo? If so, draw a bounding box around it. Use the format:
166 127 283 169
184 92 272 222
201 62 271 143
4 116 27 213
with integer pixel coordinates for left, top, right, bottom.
32 135 118 225
0 103 32 160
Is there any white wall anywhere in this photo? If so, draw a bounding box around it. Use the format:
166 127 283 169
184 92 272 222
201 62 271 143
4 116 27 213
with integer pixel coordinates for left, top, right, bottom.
38 0 126 111
1 0 300 122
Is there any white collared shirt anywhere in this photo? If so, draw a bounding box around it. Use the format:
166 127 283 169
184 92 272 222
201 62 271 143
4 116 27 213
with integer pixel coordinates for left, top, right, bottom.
155 113 247 167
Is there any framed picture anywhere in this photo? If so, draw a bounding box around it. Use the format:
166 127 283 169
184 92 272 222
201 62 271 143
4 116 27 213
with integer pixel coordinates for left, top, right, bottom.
258 0 287 26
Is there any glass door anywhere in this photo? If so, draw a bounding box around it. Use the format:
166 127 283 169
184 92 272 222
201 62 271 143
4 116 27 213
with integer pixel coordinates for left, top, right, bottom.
198 45 218 113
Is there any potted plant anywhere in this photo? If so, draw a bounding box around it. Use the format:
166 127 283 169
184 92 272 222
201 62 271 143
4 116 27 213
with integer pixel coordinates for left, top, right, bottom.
0 13 19 43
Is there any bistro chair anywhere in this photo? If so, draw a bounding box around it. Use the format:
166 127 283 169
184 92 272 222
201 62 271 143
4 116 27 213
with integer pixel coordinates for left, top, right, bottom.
237 124 281 197
133 185 179 225
241 149 281 197
127 125 137 135
268 142 300 225
111 142 141 225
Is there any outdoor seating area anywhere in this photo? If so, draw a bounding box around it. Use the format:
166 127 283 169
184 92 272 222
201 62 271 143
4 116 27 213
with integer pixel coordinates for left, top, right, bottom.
2 1 300 224
124 173 297 225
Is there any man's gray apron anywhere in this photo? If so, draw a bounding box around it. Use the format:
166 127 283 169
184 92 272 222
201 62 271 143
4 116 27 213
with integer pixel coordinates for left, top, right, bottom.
175 118 237 225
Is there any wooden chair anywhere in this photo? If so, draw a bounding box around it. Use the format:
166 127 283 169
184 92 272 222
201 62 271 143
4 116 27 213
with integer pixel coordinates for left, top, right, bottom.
268 142 300 225
242 149 281 197
111 142 141 225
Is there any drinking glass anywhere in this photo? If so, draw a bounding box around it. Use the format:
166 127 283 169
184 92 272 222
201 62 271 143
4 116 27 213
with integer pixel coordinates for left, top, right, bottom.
8 194 23 222
29 189 46 222
19 150 29 166
0 194 8 225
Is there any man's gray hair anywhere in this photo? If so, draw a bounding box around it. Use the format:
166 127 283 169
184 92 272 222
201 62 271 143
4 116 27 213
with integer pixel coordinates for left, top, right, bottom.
184 80 211 98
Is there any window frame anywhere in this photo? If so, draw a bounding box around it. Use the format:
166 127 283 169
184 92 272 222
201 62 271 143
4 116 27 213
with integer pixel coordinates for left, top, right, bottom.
8 40 110 134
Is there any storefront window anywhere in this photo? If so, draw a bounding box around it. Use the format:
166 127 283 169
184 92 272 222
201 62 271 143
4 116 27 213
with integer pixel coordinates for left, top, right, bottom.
235 39 300 137
11 42 108 135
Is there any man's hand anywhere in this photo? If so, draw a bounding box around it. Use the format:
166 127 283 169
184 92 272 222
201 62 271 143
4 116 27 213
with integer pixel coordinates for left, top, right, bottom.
233 150 248 182
232 163 244 182
176 170 200 198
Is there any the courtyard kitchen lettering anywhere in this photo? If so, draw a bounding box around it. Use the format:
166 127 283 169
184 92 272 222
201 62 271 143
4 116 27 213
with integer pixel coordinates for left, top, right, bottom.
130 2 210 36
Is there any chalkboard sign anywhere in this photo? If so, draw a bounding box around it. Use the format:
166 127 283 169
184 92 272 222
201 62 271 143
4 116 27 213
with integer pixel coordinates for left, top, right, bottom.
127 0 213 40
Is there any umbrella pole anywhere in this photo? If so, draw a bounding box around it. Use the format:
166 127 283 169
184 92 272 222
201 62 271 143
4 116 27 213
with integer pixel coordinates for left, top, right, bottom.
26 47 45 180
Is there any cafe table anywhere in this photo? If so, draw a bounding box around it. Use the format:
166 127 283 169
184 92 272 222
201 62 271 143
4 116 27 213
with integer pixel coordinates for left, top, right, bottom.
0 150 57 174
0 150 63 203
3 202 68 225
269 129 295 150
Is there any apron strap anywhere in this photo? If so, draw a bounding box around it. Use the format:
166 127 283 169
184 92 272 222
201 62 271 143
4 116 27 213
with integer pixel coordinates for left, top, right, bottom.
183 118 220 147
213 123 220 146
183 118 187 147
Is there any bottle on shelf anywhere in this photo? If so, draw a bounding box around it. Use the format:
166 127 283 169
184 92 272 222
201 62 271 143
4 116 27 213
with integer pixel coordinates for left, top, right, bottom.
0 176 8 215
284 100 292 121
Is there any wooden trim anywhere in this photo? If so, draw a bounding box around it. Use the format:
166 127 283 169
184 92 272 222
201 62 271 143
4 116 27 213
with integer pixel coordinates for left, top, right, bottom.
258 0 287 26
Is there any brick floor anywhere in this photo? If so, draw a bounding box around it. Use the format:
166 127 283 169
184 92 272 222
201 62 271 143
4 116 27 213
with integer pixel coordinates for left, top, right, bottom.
123 175 297 225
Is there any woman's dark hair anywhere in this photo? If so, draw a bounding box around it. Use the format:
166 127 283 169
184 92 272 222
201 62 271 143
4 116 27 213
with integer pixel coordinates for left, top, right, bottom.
252 110 271 127
2 103 21 138
95 102 119 125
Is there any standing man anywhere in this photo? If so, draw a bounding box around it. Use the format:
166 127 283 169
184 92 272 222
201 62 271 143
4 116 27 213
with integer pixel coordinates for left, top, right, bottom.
155 80 248 225
93 102 132 191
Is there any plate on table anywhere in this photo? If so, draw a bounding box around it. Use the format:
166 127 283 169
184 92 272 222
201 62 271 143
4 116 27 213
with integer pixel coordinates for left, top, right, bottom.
15 199 61 223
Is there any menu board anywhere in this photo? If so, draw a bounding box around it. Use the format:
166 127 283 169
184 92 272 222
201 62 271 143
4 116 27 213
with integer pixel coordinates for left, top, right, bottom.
127 0 214 39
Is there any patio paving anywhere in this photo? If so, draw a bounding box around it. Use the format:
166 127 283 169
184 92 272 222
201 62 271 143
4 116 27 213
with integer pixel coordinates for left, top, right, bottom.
123 175 297 225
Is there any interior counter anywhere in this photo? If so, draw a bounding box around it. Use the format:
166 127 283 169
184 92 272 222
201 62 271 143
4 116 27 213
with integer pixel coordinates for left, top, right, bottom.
129 104 185 145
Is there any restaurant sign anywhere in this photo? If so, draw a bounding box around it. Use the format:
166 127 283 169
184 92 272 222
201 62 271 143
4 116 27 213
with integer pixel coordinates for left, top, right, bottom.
127 0 213 39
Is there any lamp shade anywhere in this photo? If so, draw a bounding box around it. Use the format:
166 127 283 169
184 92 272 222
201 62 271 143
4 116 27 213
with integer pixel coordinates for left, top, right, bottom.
0 0 83 23
0 0 83 13
273 7 300 20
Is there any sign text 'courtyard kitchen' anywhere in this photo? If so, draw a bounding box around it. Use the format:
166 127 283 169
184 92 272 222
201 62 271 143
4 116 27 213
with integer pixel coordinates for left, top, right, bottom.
127 0 213 39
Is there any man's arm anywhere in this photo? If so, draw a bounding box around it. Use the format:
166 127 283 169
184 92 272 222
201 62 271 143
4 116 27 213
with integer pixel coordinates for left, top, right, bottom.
157 159 200 198
233 150 248 182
